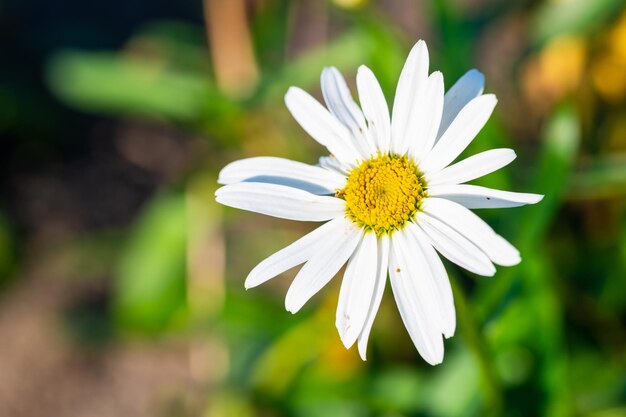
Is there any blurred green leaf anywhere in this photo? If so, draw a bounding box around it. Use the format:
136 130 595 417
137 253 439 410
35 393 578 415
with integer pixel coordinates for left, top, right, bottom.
294 400 368 417
258 30 369 102
518 105 581 247
452 277 503 416
113 191 188 333
250 312 330 396
258 27 403 103
423 349 481 417
478 105 581 319
47 50 218 121
531 0 624 44
568 154 626 200
474 107 580 416
222 288 292 337
570 349 626 415
205 390 255 417
371 368 425 412
250 0 290 73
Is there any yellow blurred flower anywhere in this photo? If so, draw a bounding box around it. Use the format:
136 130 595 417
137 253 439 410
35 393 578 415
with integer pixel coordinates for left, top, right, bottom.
522 35 587 113
591 11 626 102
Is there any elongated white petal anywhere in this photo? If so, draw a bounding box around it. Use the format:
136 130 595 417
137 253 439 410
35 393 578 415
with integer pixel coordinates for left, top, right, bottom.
245 218 345 289
422 94 497 174
218 156 346 194
422 197 520 266
417 211 496 276
285 219 361 313
407 223 456 338
396 227 450 339
215 182 345 221
321 67 367 133
437 69 485 140
285 87 362 165
408 71 445 162
318 155 348 175
426 148 516 186
389 232 444 365
357 234 389 360
357 65 391 153
391 40 429 155
427 184 544 209
336 232 378 349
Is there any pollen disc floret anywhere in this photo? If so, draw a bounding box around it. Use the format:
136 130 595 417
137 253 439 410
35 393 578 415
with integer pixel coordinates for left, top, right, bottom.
338 154 426 235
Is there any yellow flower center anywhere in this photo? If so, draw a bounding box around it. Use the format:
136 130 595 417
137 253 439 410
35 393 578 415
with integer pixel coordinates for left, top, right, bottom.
337 154 426 235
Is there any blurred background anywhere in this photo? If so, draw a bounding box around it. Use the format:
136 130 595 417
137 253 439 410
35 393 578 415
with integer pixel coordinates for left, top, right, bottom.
1 0 625 416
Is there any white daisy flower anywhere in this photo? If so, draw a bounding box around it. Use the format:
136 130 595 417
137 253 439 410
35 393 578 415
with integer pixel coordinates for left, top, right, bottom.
215 40 543 364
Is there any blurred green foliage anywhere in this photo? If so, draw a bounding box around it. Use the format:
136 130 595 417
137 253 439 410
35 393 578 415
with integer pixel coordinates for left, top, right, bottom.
531 0 625 44
0 0 623 416
113 191 188 333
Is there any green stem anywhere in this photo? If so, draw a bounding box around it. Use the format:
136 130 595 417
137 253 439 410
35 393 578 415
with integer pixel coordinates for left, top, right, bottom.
451 277 504 416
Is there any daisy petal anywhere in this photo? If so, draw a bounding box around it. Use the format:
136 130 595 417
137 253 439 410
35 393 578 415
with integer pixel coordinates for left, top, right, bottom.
357 65 391 153
318 155 348 175
394 227 449 339
389 232 444 365
285 219 362 313
437 69 485 140
417 211 496 276
285 87 362 165
215 182 345 221
427 184 544 208
357 234 389 360
321 67 367 134
245 218 345 289
336 232 378 349
426 148 516 186
391 40 429 156
422 94 497 174
218 156 346 194
407 223 456 338
422 197 520 266
408 71 445 162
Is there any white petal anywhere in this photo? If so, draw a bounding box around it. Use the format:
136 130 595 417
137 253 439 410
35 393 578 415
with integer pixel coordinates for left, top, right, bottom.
437 69 485 140
422 94 497 174
427 184 544 209
215 182 345 221
336 232 378 349
357 234 389 360
426 148 517 186
245 218 345 289
394 226 450 338
391 40 429 156
406 223 456 338
318 155 348 175
285 87 362 165
389 231 444 365
408 71 445 162
416 211 496 276
218 156 346 194
356 65 391 153
285 219 362 313
422 197 520 267
321 67 367 133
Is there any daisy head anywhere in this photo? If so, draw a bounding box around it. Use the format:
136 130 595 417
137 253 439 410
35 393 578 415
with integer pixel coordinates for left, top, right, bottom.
216 40 543 364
